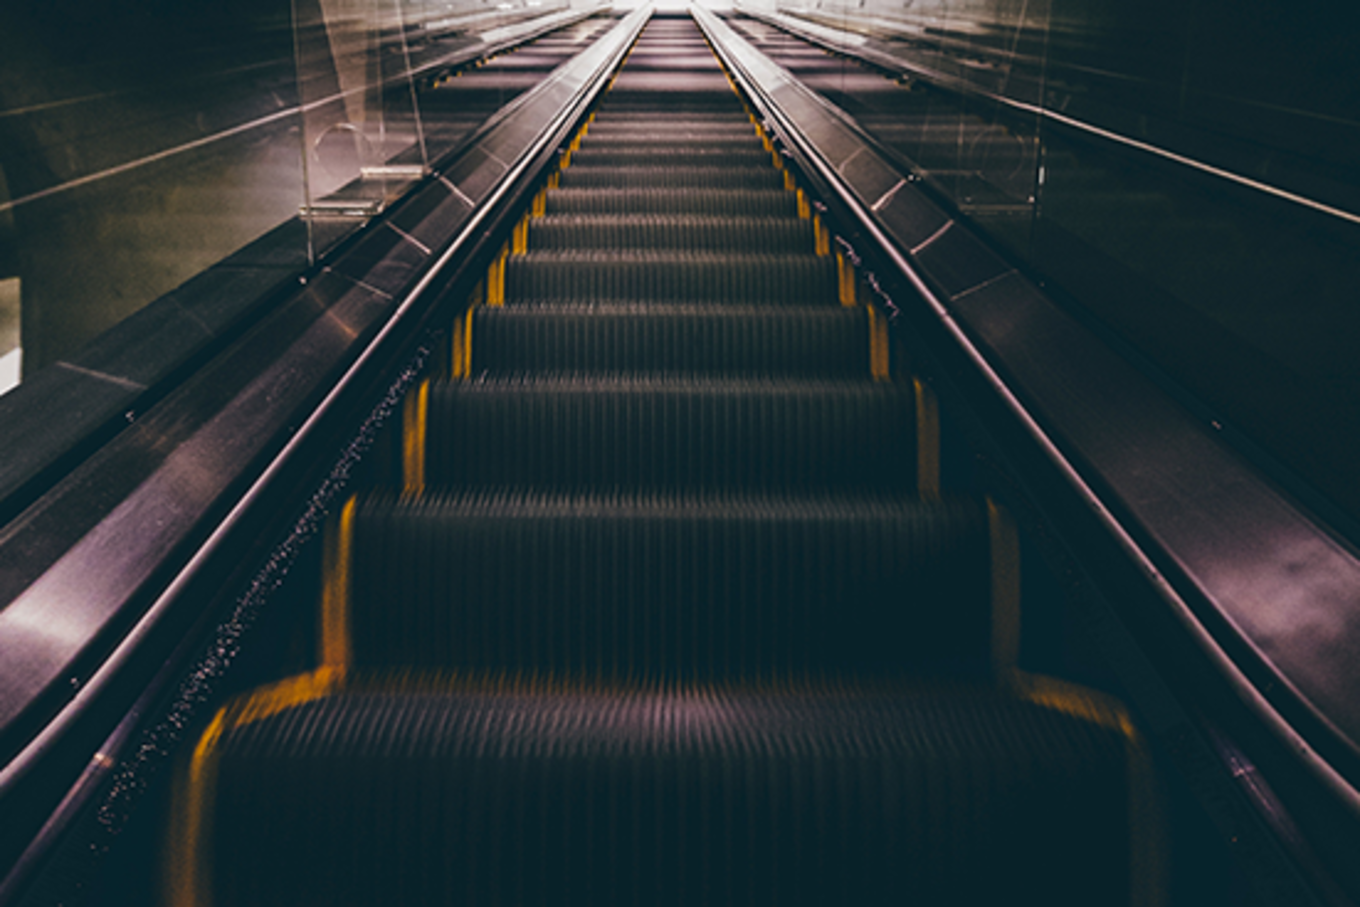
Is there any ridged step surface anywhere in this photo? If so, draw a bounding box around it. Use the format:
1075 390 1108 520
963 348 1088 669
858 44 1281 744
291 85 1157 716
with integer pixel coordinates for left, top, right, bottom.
527 215 813 252
425 376 916 490
557 165 786 190
471 303 869 376
545 188 797 216
585 116 752 130
569 148 774 167
208 680 1136 907
175 15 1155 907
504 252 836 303
349 491 991 674
575 134 760 150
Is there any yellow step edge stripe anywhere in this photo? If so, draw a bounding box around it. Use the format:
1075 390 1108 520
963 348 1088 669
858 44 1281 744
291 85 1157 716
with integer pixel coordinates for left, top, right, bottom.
167 666 346 907
836 252 857 306
487 244 508 306
814 213 830 255
512 214 530 254
165 708 223 907
867 305 891 381
796 188 811 220
783 169 796 191
989 492 1165 902
1011 670 1166 907
914 377 940 492
402 378 429 496
320 495 356 670
452 305 475 379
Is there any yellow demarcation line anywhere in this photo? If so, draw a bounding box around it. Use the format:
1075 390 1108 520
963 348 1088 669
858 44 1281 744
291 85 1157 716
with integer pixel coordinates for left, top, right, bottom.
512 213 530 254
402 378 430 496
320 495 356 670
1012 670 1167 907
486 244 509 306
836 252 857 306
796 188 811 219
166 666 346 907
452 304 475 379
986 493 1165 907
867 304 891 381
805 213 826 255
913 377 940 493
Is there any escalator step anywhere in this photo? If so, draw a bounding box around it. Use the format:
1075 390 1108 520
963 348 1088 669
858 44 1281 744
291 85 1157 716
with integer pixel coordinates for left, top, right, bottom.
348 491 993 675
527 215 813 252
585 118 752 132
424 376 916 491
545 188 798 217
557 165 786 190
203 679 1137 907
578 136 759 151
568 147 770 166
166 17 1162 907
504 252 836 304
597 95 742 109
471 303 868 375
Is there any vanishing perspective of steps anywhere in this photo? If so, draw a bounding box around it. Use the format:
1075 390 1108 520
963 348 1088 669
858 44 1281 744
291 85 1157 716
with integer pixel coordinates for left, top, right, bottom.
167 15 1158 907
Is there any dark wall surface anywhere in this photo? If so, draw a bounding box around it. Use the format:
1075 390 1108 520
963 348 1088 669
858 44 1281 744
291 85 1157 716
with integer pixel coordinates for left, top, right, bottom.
752 0 1360 532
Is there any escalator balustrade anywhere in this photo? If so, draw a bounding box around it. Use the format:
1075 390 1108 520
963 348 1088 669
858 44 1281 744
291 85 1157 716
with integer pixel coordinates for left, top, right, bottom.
167 15 1161 906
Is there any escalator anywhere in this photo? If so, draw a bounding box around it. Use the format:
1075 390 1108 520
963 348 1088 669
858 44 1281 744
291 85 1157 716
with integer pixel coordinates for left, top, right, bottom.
164 16 1159 906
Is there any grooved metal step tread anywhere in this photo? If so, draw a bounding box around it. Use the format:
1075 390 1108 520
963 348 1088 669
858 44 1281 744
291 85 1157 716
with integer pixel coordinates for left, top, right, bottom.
471 302 870 376
578 136 761 150
527 215 814 252
424 376 917 491
504 252 836 304
348 490 993 675
569 148 773 167
545 188 798 216
208 680 1133 904
557 165 785 190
